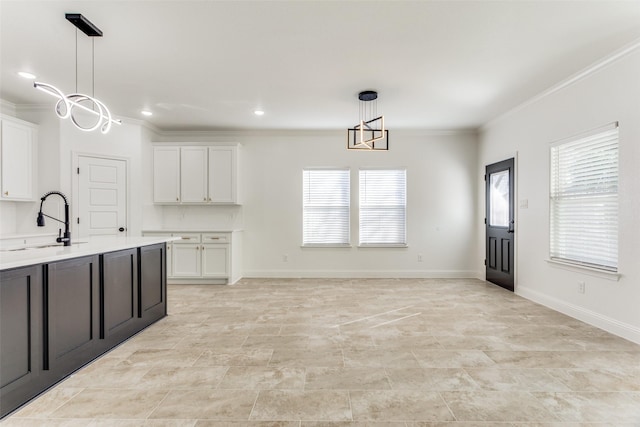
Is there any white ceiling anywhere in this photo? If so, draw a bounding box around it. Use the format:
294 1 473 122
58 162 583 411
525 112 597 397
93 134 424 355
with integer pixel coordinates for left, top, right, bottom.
2 1 640 131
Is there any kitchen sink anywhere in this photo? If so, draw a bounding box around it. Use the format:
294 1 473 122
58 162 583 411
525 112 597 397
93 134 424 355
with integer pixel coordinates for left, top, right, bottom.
1 242 88 252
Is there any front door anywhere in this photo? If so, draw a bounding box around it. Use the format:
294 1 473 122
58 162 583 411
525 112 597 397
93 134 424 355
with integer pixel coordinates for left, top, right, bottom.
485 158 515 291
77 156 127 238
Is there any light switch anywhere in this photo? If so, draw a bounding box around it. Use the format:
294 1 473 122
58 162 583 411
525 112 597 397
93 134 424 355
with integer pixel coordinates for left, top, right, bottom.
519 199 529 209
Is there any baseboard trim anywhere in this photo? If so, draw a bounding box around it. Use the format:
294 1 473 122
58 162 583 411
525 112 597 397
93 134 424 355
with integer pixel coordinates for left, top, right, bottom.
517 286 640 345
242 269 479 279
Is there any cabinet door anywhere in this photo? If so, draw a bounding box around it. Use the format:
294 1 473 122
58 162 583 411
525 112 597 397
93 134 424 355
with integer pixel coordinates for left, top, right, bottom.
202 244 229 278
208 146 237 203
181 147 208 203
139 244 167 327
153 147 180 203
171 244 201 277
101 249 138 342
1 119 34 201
0 265 42 418
45 256 100 374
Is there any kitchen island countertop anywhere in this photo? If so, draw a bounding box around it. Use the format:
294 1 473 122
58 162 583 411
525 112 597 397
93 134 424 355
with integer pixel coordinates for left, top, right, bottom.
0 235 179 271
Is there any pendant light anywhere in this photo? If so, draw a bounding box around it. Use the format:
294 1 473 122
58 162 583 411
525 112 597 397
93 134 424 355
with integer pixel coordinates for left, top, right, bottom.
34 13 121 134
347 90 389 150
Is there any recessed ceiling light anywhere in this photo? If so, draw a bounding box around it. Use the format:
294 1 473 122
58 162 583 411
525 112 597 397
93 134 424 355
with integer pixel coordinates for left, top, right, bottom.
254 110 265 116
18 71 36 79
141 110 153 117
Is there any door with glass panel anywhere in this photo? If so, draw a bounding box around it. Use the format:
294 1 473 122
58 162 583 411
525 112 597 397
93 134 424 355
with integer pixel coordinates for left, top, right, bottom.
485 158 515 291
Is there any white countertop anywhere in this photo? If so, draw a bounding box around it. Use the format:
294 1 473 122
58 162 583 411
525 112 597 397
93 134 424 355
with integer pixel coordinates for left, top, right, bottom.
0 236 178 271
143 229 242 233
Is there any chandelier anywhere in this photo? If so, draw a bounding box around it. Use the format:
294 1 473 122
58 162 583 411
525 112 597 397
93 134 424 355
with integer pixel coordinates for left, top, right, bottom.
34 14 121 134
347 90 389 150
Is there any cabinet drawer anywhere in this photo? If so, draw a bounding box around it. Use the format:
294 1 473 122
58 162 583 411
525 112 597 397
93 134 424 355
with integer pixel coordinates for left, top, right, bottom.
201 233 229 244
174 233 201 243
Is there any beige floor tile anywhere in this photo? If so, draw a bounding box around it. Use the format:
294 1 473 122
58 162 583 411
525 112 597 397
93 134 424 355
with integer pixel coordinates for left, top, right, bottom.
174 335 248 351
547 367 640 392
62 366 151 388
138 366 228 389
0 419 94 427
90 420 198 427
269 348 344 368
218 366 305 389
349 390 454 422
343 349 420 368
9 387 85 418
305 367 392 390
195 422 299 427
440 391 558 422
464 368 572 392
412 350 495 368
4 279 639 425
385 368 478 391
532 391 640 423
48 388 168 419
302 422 405 427
250 390 352 421
149 389 257 420
118 349 204 368
193 349 274 366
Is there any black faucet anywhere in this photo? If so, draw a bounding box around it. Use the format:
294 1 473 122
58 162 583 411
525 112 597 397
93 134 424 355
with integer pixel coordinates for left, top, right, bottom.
37 191 71 246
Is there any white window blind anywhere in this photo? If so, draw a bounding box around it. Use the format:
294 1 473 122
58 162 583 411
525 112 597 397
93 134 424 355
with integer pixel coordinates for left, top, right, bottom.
359 169 406 246
303 169 350 245
550 124 619 271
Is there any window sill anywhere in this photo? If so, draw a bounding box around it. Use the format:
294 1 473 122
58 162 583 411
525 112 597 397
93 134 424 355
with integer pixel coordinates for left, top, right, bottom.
358 244 408 248
545 259 621 281
301 244 352 248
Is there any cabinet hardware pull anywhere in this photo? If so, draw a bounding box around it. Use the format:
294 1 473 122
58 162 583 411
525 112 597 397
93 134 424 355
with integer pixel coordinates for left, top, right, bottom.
208 237 220 240
176 197 179 201
4 191 8 196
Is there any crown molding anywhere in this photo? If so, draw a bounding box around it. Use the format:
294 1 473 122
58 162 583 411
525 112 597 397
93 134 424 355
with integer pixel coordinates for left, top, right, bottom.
481 37 640 132
0 99 17 116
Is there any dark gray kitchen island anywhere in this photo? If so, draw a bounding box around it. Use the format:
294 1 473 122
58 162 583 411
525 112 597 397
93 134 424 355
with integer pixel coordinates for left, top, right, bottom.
0 236 175 418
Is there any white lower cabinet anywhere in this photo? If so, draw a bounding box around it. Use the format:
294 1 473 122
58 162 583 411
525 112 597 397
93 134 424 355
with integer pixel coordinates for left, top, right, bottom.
143 230 241 284
172 244 201 277
202 244 229 278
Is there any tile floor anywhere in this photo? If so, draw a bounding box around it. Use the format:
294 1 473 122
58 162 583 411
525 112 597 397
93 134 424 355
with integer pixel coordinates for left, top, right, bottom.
3 278 640 426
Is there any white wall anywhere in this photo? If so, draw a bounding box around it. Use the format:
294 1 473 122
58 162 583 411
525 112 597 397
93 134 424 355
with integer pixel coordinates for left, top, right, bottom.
0 106 145 237
148 130 479 278
477 46 640 343
59 118 144 237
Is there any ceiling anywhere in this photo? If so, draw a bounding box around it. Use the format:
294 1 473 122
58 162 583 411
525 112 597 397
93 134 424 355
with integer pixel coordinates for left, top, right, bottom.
2 1 640 132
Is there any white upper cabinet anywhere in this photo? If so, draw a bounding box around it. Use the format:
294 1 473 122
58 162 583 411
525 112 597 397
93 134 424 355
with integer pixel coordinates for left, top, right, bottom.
153 144 239 205
1 116 37 201
153 147 180 203
180 147 208 203
208 146 238 204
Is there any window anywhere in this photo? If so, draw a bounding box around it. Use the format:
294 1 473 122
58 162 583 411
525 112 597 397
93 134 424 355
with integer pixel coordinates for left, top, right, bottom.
550 123 619 271
302 168 350 246
359 169 406 246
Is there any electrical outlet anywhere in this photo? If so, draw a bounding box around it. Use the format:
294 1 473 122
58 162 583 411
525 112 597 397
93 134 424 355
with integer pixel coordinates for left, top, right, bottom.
578 281 585 294
417 254 423 262
282 254 288 262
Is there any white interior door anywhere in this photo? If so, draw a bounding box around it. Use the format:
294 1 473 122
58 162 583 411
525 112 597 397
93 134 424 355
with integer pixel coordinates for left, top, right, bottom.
77 156 127 238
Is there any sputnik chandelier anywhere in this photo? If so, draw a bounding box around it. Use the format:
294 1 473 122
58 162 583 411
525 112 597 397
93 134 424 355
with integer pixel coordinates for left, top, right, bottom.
34 14 121 134
347 90 389 150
